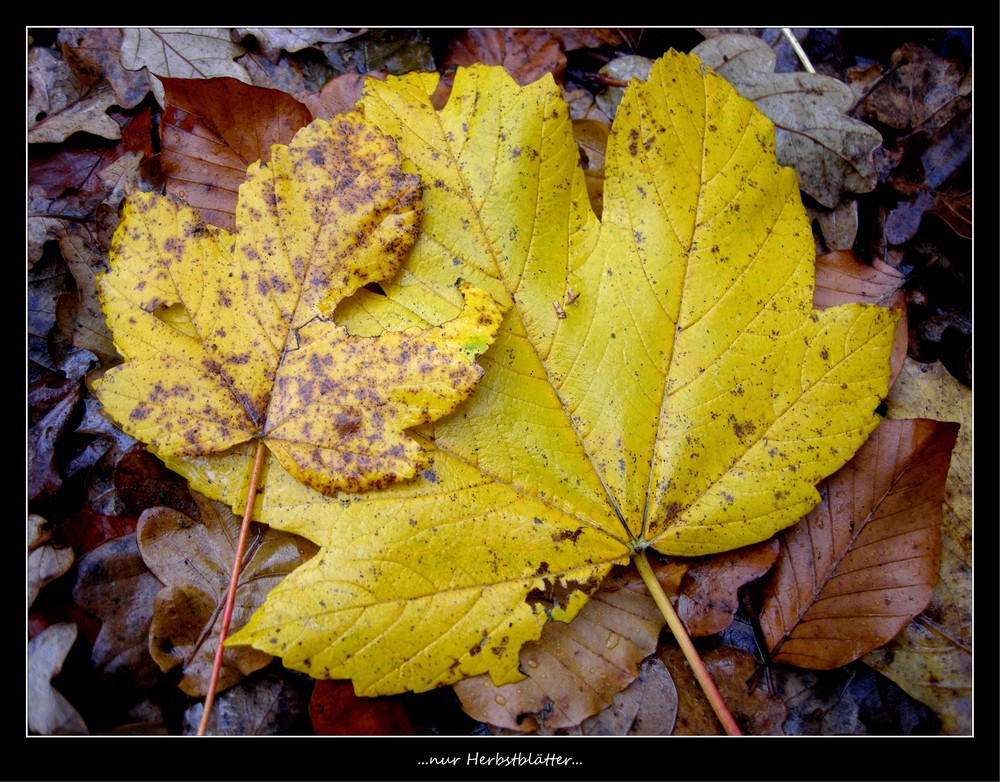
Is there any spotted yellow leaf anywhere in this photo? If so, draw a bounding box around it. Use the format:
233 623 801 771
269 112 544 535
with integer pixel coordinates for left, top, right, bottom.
226 53 898 695
95 113 504 495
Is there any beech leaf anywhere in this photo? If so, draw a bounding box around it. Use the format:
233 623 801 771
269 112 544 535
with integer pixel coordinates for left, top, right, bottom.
759 418 959 669
225 53 898 696
159 77 313 231
94 113 503 495
691 35 883 208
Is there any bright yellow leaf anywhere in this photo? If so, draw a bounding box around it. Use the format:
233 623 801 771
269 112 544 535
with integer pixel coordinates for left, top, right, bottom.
223 53 898 695
94 113 504 495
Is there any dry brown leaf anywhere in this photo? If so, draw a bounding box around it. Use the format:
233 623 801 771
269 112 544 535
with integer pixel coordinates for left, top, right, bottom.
137 494 306 696
182 674 305 735
158 77 313 231
543 29 624 51
866 358 971 734
71 534 164 687
676 539 779 637
813 250 907 385
28 623 89 735
28 47 123 144
533 657 677 735
28 376 79 507
760 418 959 670
852 42 970 133
661 643 786 735
453 561 686 731
572 118 610 218
120 28 249 83
28 515 75 608
692 34 882 208
298 72 375 120
234 27 364 63
58 28 154 109
809 199 859 251
444 29 567 87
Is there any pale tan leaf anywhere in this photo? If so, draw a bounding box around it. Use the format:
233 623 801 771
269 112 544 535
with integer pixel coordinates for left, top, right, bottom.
692 34 883 207
28 47 122 143
137 494 306 696
28 624 89 735
454 561 685 731
120 28 249 83
28 515 75 608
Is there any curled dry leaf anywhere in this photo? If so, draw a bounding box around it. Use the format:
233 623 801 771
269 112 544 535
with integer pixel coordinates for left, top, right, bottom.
813 250 907 385
453 561 686 731
158 77 313 231
28 375 80 507
298 72 375 121
594 55 652 119
692 35 883 208
28 623 89 735
28 47 123 144
760 418 959 670
137 494 305 696
28 515 75 607
71 534 164 687
94 113 502 496
58 28 154 109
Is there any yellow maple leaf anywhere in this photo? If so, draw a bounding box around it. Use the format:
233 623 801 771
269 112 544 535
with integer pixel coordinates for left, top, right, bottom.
94 113 504 495
224 53 898 696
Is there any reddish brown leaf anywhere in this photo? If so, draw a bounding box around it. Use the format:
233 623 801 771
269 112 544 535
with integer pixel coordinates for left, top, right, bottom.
112 444 199 519
760 419 959 670
677 539 780 637
62 506 139 558
543 29 624 51
309 680 414 735
298 71 379 120
661 643 786 735
573 118 610 218
814 250 908 386
444 29 566 87
158 77 313 230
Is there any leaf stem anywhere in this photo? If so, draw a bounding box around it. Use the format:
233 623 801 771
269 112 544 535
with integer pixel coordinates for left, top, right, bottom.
196 439 267 736
632 549 743 736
